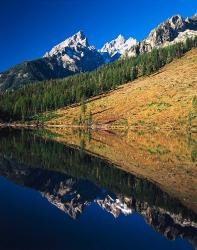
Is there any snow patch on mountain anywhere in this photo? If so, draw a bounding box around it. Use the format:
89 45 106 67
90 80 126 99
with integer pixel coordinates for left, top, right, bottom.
100 35 137 62
44 31 90 57
44 31 104 72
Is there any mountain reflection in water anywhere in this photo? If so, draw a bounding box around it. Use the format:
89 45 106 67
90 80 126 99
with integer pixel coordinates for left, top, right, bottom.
0 128 196 250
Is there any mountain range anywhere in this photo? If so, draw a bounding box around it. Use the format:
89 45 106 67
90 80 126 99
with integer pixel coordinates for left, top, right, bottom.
0 12 197 91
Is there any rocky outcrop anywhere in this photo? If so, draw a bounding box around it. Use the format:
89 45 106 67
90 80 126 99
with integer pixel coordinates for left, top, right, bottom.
126 14 197 55
140 15 187 53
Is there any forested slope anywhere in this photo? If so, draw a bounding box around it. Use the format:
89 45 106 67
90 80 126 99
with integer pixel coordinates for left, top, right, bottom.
0 37 196 122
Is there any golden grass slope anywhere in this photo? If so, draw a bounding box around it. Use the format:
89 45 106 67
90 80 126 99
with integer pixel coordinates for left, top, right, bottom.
46 49 197 130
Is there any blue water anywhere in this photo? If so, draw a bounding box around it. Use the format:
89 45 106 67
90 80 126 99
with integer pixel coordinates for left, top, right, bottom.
0 176 193 250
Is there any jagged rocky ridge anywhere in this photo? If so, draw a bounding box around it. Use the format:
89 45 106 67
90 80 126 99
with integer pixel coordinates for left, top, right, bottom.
99 34 137 62
136 13 197 55
44 31 104 73
0 13 197 91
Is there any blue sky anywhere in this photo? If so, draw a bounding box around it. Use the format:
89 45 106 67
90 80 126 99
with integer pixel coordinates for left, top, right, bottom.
0 0 196 72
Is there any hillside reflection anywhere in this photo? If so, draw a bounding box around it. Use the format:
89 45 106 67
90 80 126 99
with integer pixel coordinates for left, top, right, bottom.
0 128 197 249
44 127 197 212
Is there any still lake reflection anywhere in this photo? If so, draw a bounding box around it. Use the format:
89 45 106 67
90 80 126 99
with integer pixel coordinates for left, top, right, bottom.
0 128 196 250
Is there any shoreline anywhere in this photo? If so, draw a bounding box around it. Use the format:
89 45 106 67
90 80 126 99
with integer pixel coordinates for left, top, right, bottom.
0 122 196 133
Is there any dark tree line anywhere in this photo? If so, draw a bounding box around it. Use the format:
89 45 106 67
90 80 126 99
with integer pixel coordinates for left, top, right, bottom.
0 37 197 121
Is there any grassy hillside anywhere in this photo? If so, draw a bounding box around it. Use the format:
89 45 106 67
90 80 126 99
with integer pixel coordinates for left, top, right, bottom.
0 38 196 122
46 49 197 131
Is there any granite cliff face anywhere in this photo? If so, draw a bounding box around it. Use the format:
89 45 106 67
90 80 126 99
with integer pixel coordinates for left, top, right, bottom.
44 31 104 73
137 14 197 54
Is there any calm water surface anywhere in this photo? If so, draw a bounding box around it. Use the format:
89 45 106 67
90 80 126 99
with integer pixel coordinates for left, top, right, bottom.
0 128 196 250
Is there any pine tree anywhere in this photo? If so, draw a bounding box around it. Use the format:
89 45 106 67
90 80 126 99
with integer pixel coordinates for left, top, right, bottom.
130 66 137 80
81 97 87 115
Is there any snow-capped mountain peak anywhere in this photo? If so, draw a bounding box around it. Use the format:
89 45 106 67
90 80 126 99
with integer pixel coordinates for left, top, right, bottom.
44 31 91 58
100 34 126 55
115 34 126 43
68 30 89 47
124 37 138 48
100 35 137 62
43 31 103 73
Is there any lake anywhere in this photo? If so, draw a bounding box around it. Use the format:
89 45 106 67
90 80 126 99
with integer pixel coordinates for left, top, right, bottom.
0 128 196 250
